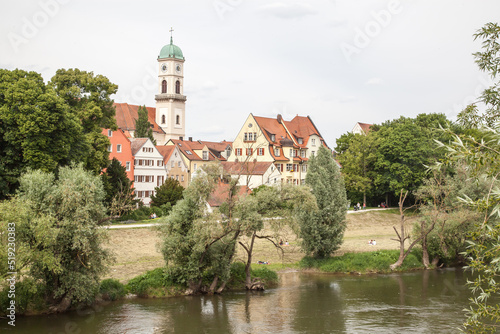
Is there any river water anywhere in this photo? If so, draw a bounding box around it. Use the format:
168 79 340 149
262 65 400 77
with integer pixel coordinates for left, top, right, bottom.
4 268 472 333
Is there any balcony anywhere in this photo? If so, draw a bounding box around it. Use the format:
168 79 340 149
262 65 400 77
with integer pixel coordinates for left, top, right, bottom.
155 93 187 101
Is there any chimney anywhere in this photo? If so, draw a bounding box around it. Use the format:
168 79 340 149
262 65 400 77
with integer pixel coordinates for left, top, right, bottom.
179 136 183 141
189 137 192 141
277 114 282 123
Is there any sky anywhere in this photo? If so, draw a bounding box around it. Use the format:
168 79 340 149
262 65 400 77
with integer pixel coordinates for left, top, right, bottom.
2 0 500 149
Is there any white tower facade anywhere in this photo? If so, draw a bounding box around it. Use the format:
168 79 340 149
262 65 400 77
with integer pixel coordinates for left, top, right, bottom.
155 35 186 143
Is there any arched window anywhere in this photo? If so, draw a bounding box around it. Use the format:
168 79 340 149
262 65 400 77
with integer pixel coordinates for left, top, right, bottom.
176 115 180 125
175 80 180 94
161 80 167 93
161 115 166 124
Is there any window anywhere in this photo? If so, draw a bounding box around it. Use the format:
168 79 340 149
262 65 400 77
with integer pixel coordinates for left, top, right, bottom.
235 148 242 156
202 151 209 160
301 150 306 158
275 163 283 172
271 134 275 142
157 175 164 186
186 150 192 155
289 149 293 157
274 148 280 157
181 175 184 182
175 80 180 94
257 148 264 156
162 80 167 93
117 144 122 153
298 138 303 144
194 163 197 170
311 138 316 146
302 165 307 172
107 129 112 137
178 161 181 167
176 115 180 125
171 161 175 167
176 175 179 181
311 151 315 157
126 161 130 171
244 132 257 141
161 115 166 124
226 147 232 157
157 160 163 166
246 148 253 156
107 145 112 152
286 164 293 171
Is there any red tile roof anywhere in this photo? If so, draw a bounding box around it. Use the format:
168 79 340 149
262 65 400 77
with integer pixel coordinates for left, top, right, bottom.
284 115 324 148
253 115 291 145
357 122 373 134
208 182 251 207
114 103 165 134
221 161 274 176
130 138 148 155
156 145 176 162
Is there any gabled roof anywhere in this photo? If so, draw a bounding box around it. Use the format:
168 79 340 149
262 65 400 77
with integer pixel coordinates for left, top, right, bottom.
352 122 373 135
130 138 148 155
114 102 165 134
208 182 251 208
253 115 291 145
156 145 176 162
284 115 325 148
168 139 230 162
221 161 275 176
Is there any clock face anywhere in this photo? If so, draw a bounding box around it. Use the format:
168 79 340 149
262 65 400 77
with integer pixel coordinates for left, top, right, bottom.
161 64 168 72
176 64 181 73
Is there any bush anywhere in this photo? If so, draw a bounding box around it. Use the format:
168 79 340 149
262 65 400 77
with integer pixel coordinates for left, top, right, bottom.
126 268 179 297
300 249 424 273
99 279 126 301
0 278 46 316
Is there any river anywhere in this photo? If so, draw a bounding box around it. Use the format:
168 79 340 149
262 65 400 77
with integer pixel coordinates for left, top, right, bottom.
3 268 472 333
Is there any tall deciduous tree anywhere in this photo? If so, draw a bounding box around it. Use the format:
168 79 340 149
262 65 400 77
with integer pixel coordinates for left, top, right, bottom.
135 105 156 145
50 68 118 173
0 69 85 199
297 146 348 258
437 22 500 332
336 132 377 205
0 165 111 312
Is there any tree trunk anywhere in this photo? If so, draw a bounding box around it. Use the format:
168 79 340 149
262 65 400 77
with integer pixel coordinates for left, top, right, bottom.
209 275 219 294
245 233 257 290
421 221 430 268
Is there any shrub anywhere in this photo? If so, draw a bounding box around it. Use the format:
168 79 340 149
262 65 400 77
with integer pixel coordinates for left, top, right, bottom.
99 279 126 301
126 268 174 297
0 278 46 316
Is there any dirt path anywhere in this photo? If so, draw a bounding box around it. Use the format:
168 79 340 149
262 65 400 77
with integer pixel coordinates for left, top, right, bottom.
104 210 402 282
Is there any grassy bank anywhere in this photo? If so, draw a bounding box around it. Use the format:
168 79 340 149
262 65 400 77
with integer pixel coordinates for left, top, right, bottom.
300 249 424 273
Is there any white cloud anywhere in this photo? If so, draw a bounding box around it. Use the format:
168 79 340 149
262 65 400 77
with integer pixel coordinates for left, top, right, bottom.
258 2 317 19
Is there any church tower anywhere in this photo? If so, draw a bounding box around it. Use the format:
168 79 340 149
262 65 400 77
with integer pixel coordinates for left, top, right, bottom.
155 30 186 143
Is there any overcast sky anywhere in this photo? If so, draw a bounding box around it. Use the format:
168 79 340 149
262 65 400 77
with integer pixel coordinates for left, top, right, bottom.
2 0 500 148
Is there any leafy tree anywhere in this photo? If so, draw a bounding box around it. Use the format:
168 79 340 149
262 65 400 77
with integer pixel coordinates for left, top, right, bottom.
101 158 135 216
0 69 86 199
297 146 348 258
336 132 377 205
436 22 500 332
135 105 156 145
0 165 111 312
50 68 118 173
372 113 450 203
150 178 184 208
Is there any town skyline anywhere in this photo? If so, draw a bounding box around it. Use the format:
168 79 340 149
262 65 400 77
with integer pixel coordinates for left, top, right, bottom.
2 0 500 148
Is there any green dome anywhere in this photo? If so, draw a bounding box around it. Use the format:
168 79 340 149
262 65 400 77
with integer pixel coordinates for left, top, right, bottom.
159 37 184 60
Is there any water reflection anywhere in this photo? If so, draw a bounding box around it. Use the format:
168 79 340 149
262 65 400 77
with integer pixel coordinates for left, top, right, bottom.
5 268 474 334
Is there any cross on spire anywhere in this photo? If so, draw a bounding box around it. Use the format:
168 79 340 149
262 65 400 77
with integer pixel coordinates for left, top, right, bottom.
169 27 174 44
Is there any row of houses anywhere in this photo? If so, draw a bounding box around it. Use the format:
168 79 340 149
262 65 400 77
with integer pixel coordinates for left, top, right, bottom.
104 103 329 206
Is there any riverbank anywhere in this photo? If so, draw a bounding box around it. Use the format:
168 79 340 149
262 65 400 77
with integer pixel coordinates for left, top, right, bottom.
104 210 402 282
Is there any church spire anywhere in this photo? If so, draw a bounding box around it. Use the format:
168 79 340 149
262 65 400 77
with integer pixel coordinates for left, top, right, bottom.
170 27 174 45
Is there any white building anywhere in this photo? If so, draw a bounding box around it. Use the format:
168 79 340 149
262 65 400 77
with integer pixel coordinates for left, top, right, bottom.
131 138 166 206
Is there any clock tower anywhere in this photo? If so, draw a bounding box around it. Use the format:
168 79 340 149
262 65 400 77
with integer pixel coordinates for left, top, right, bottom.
155 30 186 144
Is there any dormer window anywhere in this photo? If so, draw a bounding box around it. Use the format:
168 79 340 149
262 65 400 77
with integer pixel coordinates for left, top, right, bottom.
162 80 167 94
274 148 280 157
271 134 276 142
298 138 303 145
202 151 209 160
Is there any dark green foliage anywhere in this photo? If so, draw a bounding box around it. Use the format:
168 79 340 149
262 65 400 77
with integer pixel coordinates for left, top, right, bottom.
226 262 278 289
99 279 126 301
150 178 184 208
134 105 156 145
50 68 118 173
297 146 348 258
300 249 423 273
0 278 47 316
126 268 179 297
101 158 135 214
0 69 86 199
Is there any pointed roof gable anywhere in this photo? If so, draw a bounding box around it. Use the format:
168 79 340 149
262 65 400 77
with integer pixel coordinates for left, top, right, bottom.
253 115 291 145
114 102 165 134
130 138 148 155
284 115 326 148
156 145 176 162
